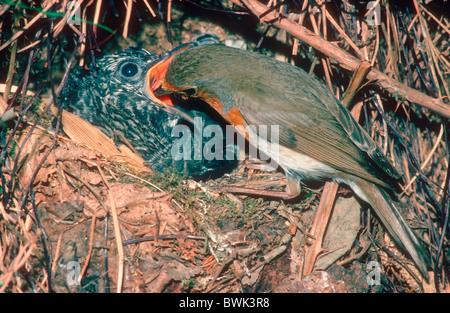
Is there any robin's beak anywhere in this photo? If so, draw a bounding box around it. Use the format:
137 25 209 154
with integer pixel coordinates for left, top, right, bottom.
145 43 195 106
152 86 170 98
145 46 195 123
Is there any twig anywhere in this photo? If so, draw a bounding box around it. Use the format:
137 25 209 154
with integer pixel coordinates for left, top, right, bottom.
371 24 380 66
341 60 372 108
412 0 450 100
0 0 57 52
121 172 165 192
54 0 85 37
122 234 205 246
338 233 373 266
123 0 133 39
18 33 62 215
93 164 124 293
308 7 333 93
3 27 18 102
93 0 103 36
79 3 89 67
142 0 156 17
401 124 445 195
0 233 39 293
368 232 423 288
78 215 97 284
183 0 250 15
108 188 124 293
323 8 363 60
419 3 450 36
51 233 64 275
435 169 450 292
302 182 338 277
63 168 108 209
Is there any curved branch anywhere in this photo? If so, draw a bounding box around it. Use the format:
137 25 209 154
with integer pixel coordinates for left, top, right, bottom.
231 0 450 118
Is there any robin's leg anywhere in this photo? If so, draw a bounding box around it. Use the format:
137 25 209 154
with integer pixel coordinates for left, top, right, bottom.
234 158 267 180
222 174 301 200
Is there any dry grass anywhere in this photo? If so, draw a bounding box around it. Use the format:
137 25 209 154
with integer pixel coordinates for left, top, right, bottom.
0 0 449 293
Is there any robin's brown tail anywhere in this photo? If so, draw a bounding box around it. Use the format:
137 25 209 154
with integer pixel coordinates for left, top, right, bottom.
350 176 430 279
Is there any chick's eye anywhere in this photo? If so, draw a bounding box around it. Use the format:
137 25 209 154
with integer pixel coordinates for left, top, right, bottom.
120 62 139 78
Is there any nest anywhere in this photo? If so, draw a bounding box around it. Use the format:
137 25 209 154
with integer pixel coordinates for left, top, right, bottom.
0 0 449 293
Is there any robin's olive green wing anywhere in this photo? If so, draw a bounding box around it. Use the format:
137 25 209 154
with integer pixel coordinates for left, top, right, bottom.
233 78 402 189
236 95 397 189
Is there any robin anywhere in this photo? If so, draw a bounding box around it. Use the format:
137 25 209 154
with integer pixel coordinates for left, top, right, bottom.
63 47 238 178
145 43 429 277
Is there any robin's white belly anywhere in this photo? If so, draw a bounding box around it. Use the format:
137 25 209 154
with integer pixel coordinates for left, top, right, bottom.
273 143 337 180
245 126 337 181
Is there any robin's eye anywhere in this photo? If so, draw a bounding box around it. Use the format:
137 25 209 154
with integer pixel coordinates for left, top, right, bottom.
183 87 197 96
120 62 139 78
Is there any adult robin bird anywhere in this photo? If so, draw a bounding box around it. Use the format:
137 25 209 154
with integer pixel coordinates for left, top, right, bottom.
63 46 238 178
145 43 430 277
